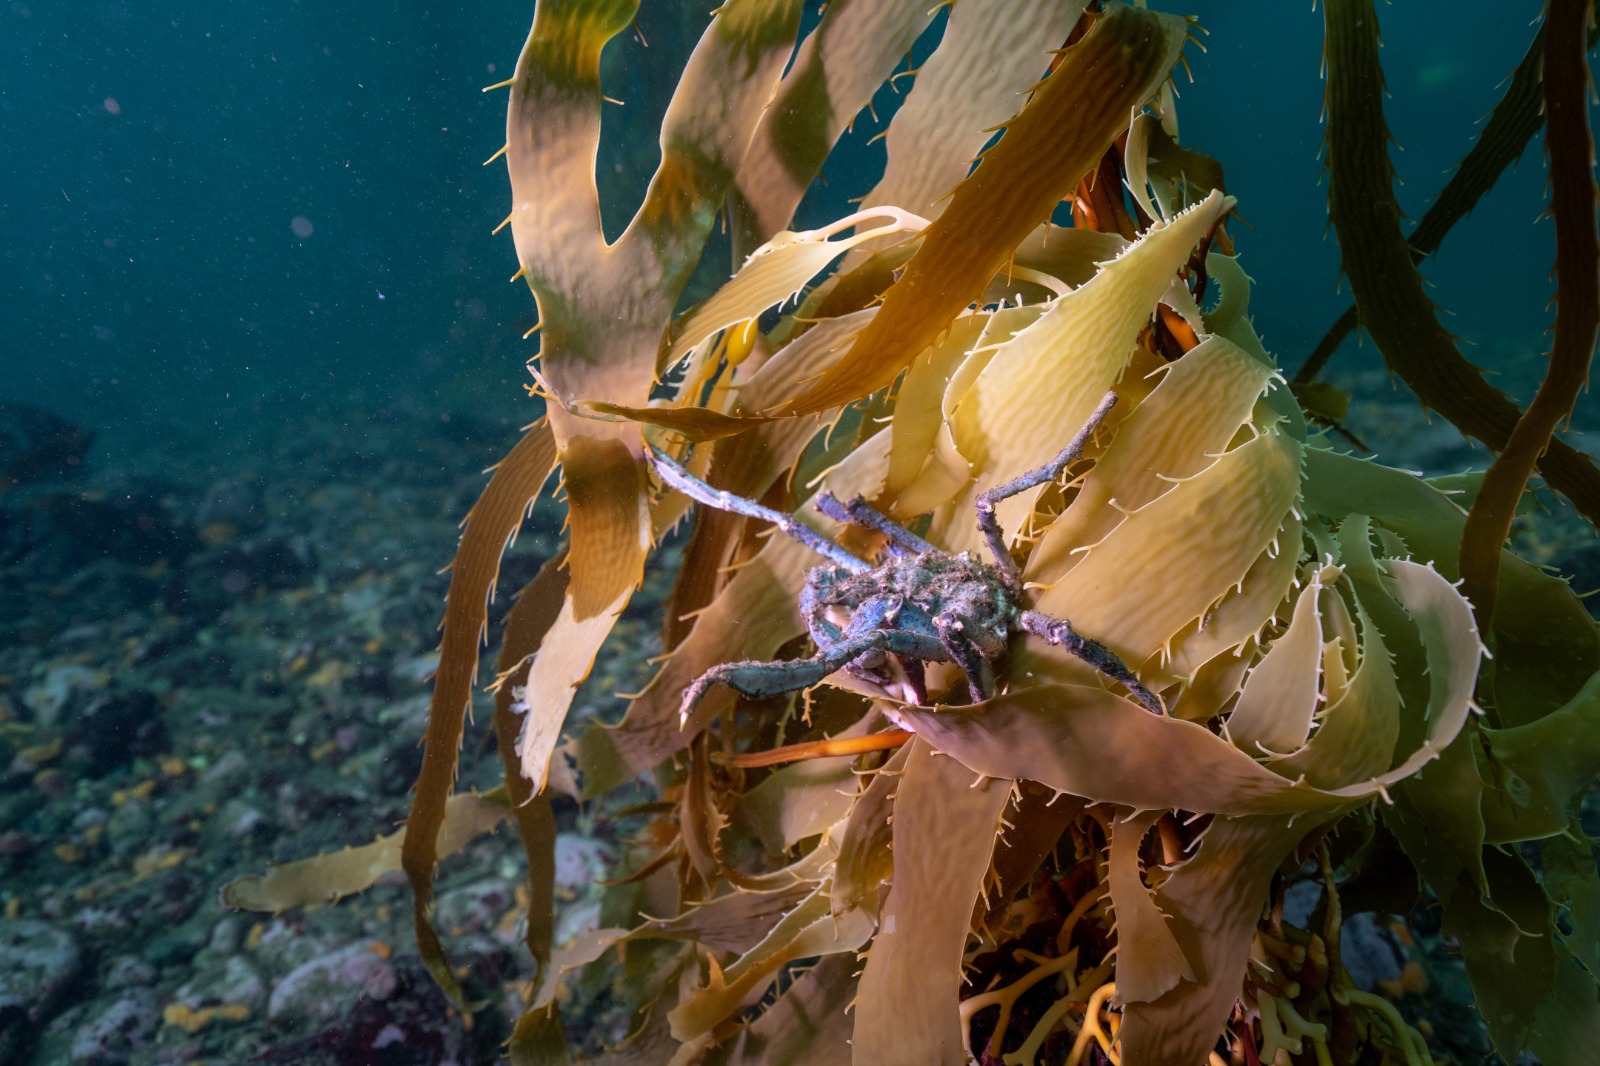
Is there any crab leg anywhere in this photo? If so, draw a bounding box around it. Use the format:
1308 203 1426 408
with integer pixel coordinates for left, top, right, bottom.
1018 609 1164 715
975 390 1119 587
677 633 881 724
813 491 936 556
647 445 870 573
934 623 996 704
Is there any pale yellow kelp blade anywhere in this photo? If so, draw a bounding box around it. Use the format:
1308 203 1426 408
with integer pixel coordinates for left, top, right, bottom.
854 0 1090 225
1022 332 1277 584
884 314 991 499
662 209 925 373
1225 568 1329 758
1031 423 1302 671
772 4 1188 416
891 305 1041 516
851 738 1013 1066
936 191 1234 546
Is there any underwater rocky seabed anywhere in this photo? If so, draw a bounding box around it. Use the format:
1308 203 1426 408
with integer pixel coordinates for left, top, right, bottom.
0 361 1596 1066
0 399 673 1064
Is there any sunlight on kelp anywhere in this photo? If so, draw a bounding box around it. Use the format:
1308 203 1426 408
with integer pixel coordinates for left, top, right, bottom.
227 2 1600 1063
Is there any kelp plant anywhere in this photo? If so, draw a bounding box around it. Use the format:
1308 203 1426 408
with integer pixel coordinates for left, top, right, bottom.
228 1 1600 1063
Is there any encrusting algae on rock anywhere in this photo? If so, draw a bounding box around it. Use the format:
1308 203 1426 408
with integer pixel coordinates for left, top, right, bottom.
227 2 1600 1063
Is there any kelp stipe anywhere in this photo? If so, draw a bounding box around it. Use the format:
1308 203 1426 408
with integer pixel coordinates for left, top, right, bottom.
224 2 1600 1063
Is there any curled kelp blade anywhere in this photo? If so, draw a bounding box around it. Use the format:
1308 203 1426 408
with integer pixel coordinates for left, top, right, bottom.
1120 812 1340 1065
730 0 938 250
892 554 1479 814
852 0 1090 230
936 191 1236 547
661 208 927 374
771 4 1189 416
1225 565 1332 758
851 738 1013 1066
1106 808 1196 1005
1303 446 1600 728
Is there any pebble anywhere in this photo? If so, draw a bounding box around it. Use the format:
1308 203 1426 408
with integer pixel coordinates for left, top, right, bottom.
65 989 159 1065
267 942 399 1026
0 920 82 1062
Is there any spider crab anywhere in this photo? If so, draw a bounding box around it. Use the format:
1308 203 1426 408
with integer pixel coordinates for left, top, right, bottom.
648 391 1164 722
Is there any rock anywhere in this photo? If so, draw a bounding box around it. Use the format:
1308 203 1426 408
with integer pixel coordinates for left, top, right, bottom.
195 476 267 537
0 919 82 1063
67 989 158 1065
69 688 169 776
554 833 613 899
435 878 519 942
22 662 107 728
267 942 399 1027
172 954 267 1018
1339 911 1406 992
102 955 156 991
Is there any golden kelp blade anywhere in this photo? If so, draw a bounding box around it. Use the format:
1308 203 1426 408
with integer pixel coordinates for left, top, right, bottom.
400 419 556 1008
730 0 937 247
1120 813 1333 1065
662 208 926 374
666 887 875 1043
1106 809 1195 1004
514 437 647 795
851 738 1013 1066
577 532 813 796
1225 570 1329 757
939 191 1234 545
772 4 1188 416
856 0 1090 228
1024 335 1278 583
498 0 812 803
223 790 511 913
1031 425 1302 671
893 557 1480 814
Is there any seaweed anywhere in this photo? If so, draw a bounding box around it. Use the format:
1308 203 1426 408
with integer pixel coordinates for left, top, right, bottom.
227 3 1600 1063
